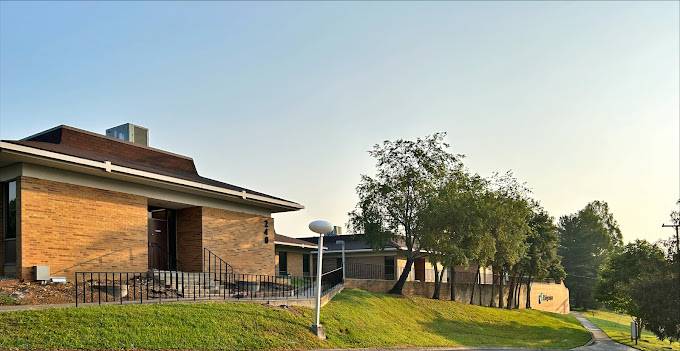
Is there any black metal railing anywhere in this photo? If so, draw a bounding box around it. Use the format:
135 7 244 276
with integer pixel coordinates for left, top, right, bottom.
75 249 345 306
320 267 344 293
346 262 395 280
343 262 506 284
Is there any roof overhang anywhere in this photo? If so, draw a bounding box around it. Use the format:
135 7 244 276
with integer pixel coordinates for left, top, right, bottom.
274 240 325 250
311 247 399 254
0 141 304 212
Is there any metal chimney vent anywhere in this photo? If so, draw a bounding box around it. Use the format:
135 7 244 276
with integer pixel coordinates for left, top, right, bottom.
106 123 149 146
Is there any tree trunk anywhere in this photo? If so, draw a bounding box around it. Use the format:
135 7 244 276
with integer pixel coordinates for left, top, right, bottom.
438 269 446 299
489 270 496 307
389 257 414 294
498 267 504 309
450 269 457 302
432 263 441 299
506 270 515 309
513 273 523 309
525 274 533 309
469 264 480 304
477 269 483 305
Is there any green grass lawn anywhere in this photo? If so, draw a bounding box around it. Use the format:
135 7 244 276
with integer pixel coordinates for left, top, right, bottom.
0 288 590 350
583 310 680 351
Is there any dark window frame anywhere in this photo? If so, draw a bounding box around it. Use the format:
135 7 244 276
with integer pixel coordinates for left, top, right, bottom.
3 179 18 265
278 251 288 275
384 256 395 279
303 254 310 276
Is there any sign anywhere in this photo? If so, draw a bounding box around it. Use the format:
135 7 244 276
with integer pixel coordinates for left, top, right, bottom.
538 293 554 304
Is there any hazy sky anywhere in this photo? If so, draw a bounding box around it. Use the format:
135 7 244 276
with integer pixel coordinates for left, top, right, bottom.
1 2 678 243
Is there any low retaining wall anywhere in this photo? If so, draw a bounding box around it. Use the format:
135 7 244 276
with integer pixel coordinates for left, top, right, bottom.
345 278 569 314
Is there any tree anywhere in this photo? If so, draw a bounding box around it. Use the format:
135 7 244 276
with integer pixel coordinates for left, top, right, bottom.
519 204 565 309
558 201 622 309
631 207 680 343
596 240 666 316
595 239 667 339
420 171 494 300
485 172 532 308
348 133 462 294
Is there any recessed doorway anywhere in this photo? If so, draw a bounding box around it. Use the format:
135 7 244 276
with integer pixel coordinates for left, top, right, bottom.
148 207 177 270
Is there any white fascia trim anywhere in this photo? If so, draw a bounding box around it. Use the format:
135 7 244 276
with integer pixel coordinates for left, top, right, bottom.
274 241 320 249
396 246 429 254
311 247 398 254
0 142 304 210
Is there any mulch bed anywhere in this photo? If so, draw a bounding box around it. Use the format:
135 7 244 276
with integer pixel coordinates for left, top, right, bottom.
0 279 75 305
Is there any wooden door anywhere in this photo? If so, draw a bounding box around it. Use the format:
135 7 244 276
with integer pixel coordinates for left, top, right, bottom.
148 216 169 270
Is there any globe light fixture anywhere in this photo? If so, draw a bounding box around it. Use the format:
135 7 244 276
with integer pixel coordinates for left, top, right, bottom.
309 219 333 339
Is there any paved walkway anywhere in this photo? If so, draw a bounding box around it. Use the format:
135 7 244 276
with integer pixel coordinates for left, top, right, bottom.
571 313 636 351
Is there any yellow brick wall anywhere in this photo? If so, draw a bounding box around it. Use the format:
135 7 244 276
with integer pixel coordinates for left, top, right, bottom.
176 207 202 272
529 281 571 314
280 251 303 276
18 177 148 280
201 207 275 276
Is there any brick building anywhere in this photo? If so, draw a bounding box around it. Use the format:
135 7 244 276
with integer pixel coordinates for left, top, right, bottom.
0 124 304 281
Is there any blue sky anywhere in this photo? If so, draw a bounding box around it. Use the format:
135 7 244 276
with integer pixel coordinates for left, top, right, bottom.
1 2 678 242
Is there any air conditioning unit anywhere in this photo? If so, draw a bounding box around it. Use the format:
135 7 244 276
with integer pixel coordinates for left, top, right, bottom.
32 265 50 281
106 123 149 146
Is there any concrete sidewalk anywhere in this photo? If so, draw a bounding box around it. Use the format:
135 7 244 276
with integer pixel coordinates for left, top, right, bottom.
571 313 636 351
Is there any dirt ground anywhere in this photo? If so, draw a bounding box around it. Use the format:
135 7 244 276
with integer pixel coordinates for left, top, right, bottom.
0 279 75 305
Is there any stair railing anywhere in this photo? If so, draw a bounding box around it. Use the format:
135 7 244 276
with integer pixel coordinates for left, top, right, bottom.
202 248 235 299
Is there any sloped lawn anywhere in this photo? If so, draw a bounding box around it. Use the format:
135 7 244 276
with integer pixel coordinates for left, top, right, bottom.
0 288 590 350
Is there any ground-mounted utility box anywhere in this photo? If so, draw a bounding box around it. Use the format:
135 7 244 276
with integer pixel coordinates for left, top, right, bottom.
32 265 50 281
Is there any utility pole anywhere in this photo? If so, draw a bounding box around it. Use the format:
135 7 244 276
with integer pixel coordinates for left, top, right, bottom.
662 205 680 318
661 221 679 256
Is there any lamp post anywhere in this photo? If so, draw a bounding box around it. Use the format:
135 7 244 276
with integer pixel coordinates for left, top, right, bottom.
309 219 333 339
336 240 346 281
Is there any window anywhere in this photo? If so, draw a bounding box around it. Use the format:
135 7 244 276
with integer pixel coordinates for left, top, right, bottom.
4 181 16 239
278 252 288 275
384 256 395 280
3 181 17 264
303 254 310 276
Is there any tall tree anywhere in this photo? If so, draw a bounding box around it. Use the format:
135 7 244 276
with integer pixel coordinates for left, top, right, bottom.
485 172 532 308
520 205 565 309
420 172 494 300
348 133 462 294
558 200 623 309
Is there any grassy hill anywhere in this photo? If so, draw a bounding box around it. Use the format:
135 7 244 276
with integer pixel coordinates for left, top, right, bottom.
0 288 590 350
584 310 680 351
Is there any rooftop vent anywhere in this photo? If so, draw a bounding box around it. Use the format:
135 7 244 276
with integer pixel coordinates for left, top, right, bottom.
106 123 149 146
327 226 342 236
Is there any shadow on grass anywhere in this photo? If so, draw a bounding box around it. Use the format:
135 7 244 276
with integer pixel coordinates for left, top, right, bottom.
419 315 589 349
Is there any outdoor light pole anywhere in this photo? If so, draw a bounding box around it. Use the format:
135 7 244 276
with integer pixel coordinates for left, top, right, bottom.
337 240 346 281
309 219 333 339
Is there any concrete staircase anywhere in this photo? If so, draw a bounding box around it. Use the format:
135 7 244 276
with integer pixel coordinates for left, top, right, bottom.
151 270 227 298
